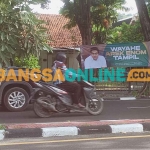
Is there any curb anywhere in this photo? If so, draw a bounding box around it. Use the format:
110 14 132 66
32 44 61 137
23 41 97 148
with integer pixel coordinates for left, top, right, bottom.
1 121 150 140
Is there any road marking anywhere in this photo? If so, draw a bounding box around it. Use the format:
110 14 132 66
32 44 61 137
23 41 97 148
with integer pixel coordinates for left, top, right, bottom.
120 97 136 100
127 106 150 109
1 134 150 146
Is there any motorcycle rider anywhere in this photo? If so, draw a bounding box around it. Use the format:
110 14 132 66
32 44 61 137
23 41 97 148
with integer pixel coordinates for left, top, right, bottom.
52 52 85 108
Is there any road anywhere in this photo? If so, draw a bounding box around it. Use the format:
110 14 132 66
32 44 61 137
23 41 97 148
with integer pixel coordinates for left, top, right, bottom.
0 100 150 124
1 133 150 150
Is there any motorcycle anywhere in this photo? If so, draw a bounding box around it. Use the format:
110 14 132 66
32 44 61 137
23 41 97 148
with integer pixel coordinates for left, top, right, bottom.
29 80 104 118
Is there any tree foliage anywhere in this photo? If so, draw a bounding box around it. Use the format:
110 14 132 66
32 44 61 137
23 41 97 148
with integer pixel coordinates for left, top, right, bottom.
91 0 129 44
145 0 150 12
93 0 131 44
60 0 129 44
135 0 150 41
107 21 144 43
0 0 52 67
107 0 150 44
14 55 40 69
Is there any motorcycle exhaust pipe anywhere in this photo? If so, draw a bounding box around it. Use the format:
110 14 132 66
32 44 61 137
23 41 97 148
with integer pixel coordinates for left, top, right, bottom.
36 98 58 112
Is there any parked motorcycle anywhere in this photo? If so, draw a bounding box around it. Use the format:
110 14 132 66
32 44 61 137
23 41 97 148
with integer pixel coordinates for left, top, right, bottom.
29 80 104 118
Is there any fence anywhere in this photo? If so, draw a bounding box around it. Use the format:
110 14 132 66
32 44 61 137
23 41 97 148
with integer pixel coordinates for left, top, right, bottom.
91 67 150 100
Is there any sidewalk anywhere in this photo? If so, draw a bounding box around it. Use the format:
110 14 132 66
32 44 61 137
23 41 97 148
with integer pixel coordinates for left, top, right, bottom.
1 119 150 140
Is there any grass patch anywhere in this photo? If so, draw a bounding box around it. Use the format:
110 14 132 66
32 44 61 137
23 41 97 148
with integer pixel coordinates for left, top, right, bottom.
0 125 5 130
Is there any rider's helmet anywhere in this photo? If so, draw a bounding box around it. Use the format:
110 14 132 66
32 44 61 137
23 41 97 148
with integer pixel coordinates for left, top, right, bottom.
55 52 67 63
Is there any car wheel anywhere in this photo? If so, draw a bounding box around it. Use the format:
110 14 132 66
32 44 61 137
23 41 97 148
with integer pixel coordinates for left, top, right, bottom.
4 87 29 112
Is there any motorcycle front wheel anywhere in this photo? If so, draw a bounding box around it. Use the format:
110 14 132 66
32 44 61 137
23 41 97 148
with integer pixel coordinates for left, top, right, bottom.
87 96 104 115
33 97 55 118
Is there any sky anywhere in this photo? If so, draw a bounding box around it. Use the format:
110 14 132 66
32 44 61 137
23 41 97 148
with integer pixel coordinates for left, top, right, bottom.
31 0 138 15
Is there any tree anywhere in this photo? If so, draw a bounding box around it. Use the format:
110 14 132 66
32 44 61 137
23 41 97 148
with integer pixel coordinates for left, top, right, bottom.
60 0 92 45
60 0 128 45
0 0 52 67
135 0 150 41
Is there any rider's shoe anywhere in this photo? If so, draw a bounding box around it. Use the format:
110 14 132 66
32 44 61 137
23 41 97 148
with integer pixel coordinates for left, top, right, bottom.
78 103 85 108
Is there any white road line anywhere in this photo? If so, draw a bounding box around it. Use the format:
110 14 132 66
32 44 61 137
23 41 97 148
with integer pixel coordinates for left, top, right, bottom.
127 106 150 109
120 97 136 100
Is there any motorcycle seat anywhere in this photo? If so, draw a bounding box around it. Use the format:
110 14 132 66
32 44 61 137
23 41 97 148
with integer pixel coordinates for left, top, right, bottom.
39 81 75 95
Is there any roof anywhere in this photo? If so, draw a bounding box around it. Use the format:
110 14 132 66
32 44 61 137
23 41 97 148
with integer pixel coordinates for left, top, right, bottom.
36 14 82 48
52 47 80 51
118 16 133 22
112 17 132 27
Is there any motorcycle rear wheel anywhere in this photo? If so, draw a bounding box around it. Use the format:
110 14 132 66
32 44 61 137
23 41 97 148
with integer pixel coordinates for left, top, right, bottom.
87 96 104 115
33 97 55 118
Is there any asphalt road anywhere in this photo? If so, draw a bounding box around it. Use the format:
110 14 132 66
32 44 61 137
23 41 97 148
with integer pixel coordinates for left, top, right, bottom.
1 133 150 150
1 100 150 124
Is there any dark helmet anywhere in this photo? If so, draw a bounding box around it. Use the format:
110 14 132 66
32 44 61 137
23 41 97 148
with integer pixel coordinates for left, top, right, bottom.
55 52 67 62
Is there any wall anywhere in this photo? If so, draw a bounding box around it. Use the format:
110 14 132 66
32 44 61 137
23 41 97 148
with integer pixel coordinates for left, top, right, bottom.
39 49 80 70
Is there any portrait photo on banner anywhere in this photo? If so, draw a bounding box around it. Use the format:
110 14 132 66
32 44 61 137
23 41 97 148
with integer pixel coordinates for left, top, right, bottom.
80 44 108 70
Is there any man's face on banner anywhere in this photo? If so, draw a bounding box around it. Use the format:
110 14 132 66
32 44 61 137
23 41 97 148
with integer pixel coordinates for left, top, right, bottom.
91 50 99 60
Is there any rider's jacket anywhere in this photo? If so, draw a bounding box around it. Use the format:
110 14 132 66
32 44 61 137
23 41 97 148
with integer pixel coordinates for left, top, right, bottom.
52 60 78 85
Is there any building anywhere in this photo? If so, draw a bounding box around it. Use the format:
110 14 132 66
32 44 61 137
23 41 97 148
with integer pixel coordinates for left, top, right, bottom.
112 16 133 27
112 14 139 28
36 14 82 70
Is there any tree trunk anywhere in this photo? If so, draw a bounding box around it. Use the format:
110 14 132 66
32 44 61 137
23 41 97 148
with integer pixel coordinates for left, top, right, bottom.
10 58 13 66
74 0 92 45
135 0 150 41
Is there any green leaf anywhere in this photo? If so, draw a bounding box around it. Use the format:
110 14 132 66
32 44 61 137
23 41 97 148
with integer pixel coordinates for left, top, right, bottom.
0 32 5 41
1 44 5 51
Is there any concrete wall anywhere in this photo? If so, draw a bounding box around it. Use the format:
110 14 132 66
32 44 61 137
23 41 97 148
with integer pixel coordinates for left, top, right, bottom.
39 49 80 70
